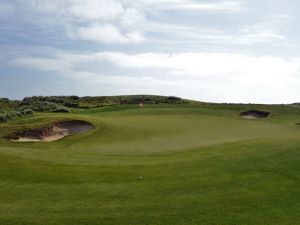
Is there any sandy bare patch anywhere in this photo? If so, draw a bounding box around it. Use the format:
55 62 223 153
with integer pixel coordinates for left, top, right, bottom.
12 120 94 142
240 110 270 119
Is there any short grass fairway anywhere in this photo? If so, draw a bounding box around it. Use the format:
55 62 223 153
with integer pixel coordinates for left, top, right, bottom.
0 104 300 225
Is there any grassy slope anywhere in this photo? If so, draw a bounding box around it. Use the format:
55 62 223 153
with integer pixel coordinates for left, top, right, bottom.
0 104 299 225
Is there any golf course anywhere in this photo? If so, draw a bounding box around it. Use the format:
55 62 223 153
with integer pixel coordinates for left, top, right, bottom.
0 97 299 225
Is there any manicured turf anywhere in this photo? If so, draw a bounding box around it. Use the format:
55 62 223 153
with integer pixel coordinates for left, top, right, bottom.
0 105 299 225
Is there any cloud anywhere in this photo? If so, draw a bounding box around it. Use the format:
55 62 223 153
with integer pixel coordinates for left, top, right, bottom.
69 0 124 21
14 51 300 81
135 20 285 50
14 52 300 102
75 24 145 44
9 0 245 45
134 0 241 11
158 1 241 11
22 0 124 20
91 52 300 86
13 57 73 72
121 8 145 27
9 0 283 50
19 0 146 44
4 0 299 103
235 23 285 44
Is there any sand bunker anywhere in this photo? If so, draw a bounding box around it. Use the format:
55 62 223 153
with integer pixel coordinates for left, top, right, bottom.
240 110 271 119
11 120 94 142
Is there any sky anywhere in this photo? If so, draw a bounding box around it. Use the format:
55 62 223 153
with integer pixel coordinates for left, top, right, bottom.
1 0 300 103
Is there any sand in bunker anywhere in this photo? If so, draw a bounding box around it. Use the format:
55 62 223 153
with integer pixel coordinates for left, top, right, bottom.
15 120 94 142
240 110 270 119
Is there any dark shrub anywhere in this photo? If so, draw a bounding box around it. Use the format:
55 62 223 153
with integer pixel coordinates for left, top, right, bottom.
0 114 7 122
69 95 80 100
51 108 70 113
168 96 181 102
64 102 79 108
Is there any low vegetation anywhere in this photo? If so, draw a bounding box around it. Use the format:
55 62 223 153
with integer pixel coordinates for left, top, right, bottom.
0 95 187 122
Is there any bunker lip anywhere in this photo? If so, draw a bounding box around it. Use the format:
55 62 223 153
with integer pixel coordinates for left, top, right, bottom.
9 120 94 142
240 110 271 119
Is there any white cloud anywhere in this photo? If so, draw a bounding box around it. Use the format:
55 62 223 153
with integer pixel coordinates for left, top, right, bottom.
133 0 241 11
121 8 145 27
69 0 124 21
13 57 73 72
92 52 300 86
12 0 245 45
235 23 285 44
159 1 241 11
14 51 300 84
135 20 284 49
23 0 124 20
12 51 300 103
75 24 145 44
5 0 299 103
24 0 66 15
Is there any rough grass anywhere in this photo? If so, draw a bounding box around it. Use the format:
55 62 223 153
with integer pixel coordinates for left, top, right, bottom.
0 104 299 225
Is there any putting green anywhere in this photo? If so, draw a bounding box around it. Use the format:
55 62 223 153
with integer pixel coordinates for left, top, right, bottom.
0 106 299 225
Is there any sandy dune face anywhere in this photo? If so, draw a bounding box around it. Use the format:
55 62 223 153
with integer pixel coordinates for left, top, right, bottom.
13 120 94 142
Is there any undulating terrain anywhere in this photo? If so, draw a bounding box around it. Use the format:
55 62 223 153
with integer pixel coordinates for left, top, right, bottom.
0 95 299 225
